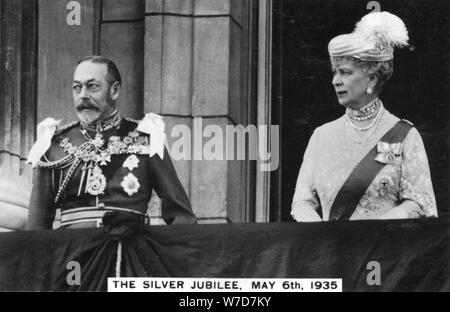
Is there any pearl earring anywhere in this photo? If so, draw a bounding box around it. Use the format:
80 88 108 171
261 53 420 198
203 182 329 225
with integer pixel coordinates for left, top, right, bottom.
367 87 373 94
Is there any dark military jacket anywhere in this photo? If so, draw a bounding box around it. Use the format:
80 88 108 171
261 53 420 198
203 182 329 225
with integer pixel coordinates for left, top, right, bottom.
27 118 196 229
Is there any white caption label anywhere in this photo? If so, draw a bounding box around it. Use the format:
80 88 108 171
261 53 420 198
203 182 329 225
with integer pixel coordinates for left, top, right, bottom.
108 278 342 292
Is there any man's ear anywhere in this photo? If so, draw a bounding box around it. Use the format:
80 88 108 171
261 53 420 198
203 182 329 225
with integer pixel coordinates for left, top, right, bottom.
110 81 120 101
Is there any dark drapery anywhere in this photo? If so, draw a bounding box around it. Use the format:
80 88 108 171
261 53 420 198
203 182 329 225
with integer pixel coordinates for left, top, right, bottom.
0 216 449 292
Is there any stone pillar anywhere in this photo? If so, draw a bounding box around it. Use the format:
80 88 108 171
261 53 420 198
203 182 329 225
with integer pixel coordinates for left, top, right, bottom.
101 0 145 119
144 0 254 223
0 0 38 231
37 0 96 123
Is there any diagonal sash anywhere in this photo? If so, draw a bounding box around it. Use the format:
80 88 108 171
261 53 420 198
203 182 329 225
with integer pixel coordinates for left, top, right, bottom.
328 120 413 221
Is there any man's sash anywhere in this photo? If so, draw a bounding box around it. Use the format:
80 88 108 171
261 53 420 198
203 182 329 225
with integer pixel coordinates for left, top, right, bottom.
328 120 413 221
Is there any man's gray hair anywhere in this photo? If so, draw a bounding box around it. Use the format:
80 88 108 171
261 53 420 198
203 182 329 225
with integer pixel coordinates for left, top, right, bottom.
77 55 122 86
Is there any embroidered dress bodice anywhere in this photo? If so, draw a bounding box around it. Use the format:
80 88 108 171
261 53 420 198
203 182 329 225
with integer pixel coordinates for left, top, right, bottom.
291 108 437 221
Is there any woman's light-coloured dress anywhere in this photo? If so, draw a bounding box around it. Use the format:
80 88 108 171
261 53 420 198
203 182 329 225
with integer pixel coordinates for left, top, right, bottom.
291 107 437 221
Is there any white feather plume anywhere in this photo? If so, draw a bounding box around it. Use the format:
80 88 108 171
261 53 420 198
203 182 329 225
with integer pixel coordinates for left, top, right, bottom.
355 11 409 47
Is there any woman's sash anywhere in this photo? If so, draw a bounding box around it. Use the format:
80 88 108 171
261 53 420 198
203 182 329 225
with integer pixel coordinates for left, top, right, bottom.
328 120 413 221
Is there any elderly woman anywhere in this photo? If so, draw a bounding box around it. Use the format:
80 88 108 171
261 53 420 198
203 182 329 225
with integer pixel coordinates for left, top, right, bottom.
291 11 437 222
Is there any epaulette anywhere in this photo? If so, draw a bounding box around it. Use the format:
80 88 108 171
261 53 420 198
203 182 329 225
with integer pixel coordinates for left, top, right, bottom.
27 117 65 167
54 120 80 137
136 113 166 159
401 119 414 126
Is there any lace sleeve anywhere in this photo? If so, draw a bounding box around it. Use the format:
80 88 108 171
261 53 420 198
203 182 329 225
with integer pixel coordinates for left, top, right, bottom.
398 128 437 217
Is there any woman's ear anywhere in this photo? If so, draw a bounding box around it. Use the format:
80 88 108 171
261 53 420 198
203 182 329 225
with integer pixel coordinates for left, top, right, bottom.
110 81 120 101
368 72 379 90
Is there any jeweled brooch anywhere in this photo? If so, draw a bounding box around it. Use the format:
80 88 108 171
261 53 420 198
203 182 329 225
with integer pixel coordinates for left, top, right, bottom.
375 142 401 165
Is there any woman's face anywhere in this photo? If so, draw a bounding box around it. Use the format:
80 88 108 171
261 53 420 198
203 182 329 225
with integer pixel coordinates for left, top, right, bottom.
331 58 376 109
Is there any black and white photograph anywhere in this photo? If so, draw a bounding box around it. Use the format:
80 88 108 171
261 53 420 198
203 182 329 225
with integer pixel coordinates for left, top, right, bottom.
0 0 448 298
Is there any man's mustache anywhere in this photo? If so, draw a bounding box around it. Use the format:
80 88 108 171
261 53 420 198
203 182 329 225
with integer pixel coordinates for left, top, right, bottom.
76 100 99 111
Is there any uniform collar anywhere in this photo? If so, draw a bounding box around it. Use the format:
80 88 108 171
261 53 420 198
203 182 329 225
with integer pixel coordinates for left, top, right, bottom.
80 109 121 132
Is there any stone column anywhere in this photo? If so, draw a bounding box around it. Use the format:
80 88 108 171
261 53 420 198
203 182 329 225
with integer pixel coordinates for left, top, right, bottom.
37 0 96 123
0 0 38 231
144 0 254 223
101 0 145 120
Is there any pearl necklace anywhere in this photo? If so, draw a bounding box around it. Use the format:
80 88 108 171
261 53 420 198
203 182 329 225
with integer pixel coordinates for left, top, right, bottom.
343 107 385 151
346 98 381 121
346 104 383 132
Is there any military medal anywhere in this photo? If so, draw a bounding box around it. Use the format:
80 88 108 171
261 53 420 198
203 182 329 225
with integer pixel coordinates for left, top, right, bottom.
86 165 107 196
57 118 150 199
123 154 140 171
121 155 141 196
121 173 140 196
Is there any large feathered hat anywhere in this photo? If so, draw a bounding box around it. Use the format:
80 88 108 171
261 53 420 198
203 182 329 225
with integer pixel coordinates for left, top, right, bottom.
328 11 409 61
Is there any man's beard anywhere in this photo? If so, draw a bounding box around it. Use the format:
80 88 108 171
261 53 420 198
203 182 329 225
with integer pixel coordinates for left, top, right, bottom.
77 109 101 124
75 99 102 124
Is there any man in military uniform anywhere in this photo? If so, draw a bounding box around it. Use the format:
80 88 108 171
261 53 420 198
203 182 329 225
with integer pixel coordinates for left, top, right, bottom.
26 56 197 229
